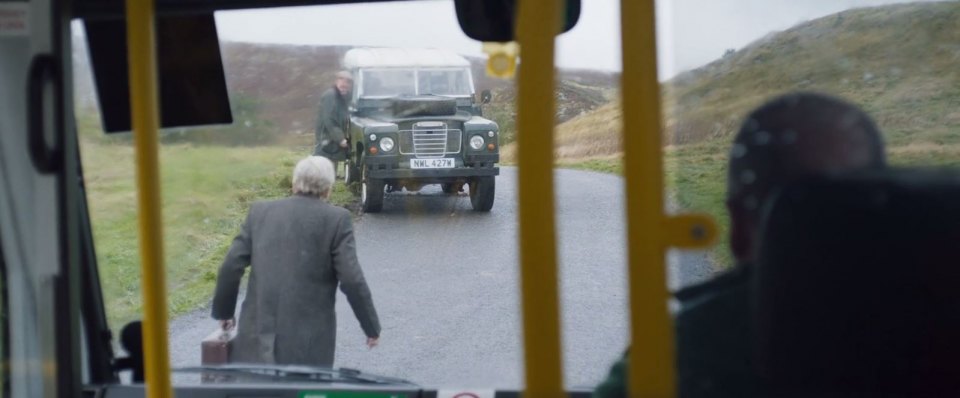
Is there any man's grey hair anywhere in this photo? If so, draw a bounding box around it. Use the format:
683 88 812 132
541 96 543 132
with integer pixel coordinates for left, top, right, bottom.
292 156 335 198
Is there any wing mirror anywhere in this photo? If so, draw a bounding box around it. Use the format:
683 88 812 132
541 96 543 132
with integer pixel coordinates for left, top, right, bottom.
480 89 492 104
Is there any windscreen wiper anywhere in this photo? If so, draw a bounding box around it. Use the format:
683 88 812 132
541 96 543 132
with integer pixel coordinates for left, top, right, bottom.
174 364 418 386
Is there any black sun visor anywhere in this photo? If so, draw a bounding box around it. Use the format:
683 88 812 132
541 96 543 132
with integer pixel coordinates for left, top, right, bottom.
84 13 232 133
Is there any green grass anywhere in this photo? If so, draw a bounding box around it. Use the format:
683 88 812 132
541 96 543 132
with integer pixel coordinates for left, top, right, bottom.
561 150 733 269
78 138 356 332
558 157 622 175
563 139 960 271
665 147 733 268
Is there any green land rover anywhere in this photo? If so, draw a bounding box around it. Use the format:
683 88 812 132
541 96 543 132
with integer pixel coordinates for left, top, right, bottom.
342 47 500 213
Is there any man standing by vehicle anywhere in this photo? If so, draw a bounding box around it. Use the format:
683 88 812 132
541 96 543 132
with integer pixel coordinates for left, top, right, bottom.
315 71 353 177
212 156 380 367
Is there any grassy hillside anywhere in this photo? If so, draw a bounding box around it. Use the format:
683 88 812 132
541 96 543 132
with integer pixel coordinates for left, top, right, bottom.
666 2 960 147
486 79 614 147
219 43 351 135
77 114 354 330
538 2 960 268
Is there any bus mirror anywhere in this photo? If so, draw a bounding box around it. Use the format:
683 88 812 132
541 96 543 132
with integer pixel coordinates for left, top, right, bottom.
454 0 581 42
481 89 492 104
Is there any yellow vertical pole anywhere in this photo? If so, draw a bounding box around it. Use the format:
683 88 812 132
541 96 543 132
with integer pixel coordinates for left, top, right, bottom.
516 0 564 396
126 0 173 396
620 0 675 396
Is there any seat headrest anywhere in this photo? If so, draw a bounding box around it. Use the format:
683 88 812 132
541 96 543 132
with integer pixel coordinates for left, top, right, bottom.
753 169 960 396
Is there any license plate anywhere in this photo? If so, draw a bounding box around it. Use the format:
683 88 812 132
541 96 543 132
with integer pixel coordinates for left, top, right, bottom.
410 158 454 169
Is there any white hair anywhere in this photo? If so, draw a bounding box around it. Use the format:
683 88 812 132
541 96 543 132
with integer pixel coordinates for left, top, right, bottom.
292 156 335 198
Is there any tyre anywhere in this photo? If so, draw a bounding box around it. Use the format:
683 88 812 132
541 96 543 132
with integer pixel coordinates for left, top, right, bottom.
391 96 458 117
441 183 456 194
344 159 360 185
469 176 495 212
361 169 385 213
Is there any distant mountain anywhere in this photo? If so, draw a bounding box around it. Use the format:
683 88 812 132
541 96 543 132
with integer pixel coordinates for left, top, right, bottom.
218 42 352 134
664 1 960 147
71 36 618 137
507 1 960 163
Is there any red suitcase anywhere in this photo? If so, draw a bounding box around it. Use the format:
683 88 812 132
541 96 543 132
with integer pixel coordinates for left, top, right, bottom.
200 328 236 382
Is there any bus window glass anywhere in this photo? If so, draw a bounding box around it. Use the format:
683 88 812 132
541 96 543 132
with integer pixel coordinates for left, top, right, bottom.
72 0 960 393
73 0 626 390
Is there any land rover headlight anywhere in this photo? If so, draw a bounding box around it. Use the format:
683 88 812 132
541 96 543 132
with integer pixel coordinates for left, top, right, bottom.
379 137 395 152
470 135 485 150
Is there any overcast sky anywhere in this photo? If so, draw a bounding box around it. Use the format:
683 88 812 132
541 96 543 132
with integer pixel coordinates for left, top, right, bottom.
215 0 946 79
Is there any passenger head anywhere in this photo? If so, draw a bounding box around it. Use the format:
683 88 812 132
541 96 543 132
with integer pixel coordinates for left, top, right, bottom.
335 70 353 96
726 92 885 263
292 156 336 199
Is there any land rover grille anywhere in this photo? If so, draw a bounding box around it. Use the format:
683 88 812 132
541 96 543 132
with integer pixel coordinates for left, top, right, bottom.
399 121 462 158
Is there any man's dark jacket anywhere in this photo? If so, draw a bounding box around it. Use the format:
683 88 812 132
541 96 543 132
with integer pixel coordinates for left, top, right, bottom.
674 265 752 397
593 265 752 398
212 195 380 367
314 87 350 161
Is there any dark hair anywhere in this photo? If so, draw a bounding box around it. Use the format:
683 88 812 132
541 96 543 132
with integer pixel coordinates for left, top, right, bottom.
727 92 886 210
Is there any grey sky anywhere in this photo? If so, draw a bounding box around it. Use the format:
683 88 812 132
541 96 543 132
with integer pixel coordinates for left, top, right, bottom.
215 0 944 79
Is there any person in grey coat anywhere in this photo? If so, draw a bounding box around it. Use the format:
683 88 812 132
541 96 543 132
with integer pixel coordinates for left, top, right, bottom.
212 156 380 367
314 71 353 173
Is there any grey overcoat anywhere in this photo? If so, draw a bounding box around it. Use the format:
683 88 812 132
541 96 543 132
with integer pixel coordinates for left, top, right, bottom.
212 195 380 367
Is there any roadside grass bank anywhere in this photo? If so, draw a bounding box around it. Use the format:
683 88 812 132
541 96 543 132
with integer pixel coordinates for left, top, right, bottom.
554 140 960 270
558 147 733 269
79 137 356 333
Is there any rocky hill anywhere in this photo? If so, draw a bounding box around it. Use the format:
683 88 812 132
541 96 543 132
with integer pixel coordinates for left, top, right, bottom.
513 1 960 163
665 1 960 147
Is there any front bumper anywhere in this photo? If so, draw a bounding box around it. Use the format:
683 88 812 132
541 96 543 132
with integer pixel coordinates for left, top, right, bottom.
365 154 499 180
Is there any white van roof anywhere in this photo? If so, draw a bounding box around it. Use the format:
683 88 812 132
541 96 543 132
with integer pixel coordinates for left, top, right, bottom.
343 47 472 69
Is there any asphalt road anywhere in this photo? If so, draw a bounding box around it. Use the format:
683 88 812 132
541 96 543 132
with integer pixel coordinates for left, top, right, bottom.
168 167 714 389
